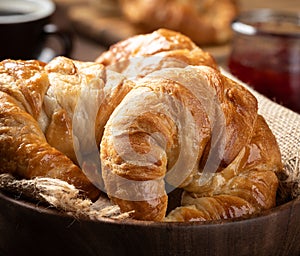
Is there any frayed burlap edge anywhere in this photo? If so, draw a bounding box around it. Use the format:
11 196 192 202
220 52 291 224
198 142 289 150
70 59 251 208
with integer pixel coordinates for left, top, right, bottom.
0 173 132 221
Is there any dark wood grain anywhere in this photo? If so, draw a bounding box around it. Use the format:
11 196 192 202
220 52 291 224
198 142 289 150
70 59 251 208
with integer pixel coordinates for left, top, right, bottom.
0 191 299 256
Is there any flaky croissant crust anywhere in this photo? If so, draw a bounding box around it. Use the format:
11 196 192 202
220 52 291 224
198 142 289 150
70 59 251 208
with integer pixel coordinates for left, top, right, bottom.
0 29 283 222
97 29 283 221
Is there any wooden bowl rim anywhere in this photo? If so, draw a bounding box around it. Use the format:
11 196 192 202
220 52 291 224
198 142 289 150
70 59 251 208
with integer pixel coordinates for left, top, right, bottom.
1 190 299 228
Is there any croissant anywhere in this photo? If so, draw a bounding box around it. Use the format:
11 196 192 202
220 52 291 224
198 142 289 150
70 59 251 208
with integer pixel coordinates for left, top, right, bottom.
0 58 133 200
0 59 98 199
0 29 283 223
96 29 217 71
118 0 238 45
97 29 283 221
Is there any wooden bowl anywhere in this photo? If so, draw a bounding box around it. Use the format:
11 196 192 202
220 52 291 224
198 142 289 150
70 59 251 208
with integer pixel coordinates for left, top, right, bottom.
0 191 299 256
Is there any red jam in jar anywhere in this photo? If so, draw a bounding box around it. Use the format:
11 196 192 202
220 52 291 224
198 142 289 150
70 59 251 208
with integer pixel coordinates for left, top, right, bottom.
228 9 300 113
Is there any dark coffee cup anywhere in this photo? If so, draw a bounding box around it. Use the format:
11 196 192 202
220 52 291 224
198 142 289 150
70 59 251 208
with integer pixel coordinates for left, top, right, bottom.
0 0 72 61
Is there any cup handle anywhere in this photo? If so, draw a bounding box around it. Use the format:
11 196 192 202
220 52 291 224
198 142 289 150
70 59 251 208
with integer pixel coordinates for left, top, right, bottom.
38 24 73 62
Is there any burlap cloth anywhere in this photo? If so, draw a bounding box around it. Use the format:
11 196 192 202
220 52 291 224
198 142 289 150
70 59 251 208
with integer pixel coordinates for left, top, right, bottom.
0 70 299 220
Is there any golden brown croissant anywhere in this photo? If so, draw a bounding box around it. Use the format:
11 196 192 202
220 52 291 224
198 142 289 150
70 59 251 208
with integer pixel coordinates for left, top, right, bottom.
97 29 283 221
96 28 218 71
0 59 98 200
0 58 133 200
118 0 238 45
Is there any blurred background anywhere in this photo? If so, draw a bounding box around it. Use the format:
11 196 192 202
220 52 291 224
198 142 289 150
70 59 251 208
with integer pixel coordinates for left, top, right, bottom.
51 0 300 66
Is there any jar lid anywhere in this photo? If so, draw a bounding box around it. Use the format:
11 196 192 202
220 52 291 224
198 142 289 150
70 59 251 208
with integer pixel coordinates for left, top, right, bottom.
232 9 300 38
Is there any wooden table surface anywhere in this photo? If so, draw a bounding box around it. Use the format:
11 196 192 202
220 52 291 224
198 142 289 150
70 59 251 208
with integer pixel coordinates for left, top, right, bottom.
52 0 300 65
